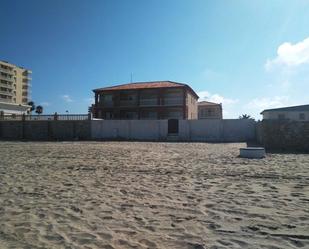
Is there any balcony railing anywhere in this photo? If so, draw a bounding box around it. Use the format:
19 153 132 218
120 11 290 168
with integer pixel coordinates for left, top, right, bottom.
163 97 183 106
0 97 13 103
0 74 14 82
100 101 114 107
96 97 184 108
0 67 14 75
0 82 13 89
0 90 13 96
139 99 157 106
119 100 137 106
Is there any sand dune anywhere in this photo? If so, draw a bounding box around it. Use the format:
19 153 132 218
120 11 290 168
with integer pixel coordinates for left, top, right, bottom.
0 141 308 249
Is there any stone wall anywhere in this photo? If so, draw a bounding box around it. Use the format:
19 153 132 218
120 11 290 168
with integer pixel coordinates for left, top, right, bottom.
0 121 91 140
257 120 309 152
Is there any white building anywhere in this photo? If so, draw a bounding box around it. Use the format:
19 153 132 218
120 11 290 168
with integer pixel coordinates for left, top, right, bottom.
261 105 309 121
0 102 30 115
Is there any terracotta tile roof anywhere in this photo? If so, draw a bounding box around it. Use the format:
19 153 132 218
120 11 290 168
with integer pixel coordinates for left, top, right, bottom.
93 81 199 98
198 101 221 106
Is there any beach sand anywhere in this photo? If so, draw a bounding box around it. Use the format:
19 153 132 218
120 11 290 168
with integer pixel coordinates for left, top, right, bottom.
0 141 308 249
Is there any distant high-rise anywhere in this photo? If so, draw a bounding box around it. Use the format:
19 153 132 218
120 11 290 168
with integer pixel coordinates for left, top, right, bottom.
0 60 32 105
0 60 32 114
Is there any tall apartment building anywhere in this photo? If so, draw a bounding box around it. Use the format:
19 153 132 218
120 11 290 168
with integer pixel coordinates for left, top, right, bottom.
0 60 31 114
92 81 199 120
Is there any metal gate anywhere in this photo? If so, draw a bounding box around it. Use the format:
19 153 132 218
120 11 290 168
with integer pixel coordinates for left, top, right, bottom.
168 119 179 134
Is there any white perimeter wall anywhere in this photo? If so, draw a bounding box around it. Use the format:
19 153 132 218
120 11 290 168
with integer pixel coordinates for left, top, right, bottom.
91 119 256 142
179 119 256 142
91 120 168 140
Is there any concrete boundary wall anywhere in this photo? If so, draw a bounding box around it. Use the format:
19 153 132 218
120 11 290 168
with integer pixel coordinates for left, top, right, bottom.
91 120 168 140
179 119 256 142
0 119 256 142
91 119 256 142
0 121 91 140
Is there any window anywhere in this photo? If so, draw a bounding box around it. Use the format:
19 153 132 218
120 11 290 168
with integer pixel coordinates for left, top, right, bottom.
278 114 285 120
299 113 305 120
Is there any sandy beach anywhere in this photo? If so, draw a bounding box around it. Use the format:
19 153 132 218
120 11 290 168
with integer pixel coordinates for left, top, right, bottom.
0 141 308 249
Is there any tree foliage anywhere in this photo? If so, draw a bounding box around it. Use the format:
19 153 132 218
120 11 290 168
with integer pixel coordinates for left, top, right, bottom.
35 105 43 115
239 114 252 119
27 101 36 113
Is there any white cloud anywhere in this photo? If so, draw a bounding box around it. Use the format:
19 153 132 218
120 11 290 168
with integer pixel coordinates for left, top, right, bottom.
40 102 51 107
266 37 309 70
84 97 94 105
198 91 238 105
61 94 73 103
247 96 289 110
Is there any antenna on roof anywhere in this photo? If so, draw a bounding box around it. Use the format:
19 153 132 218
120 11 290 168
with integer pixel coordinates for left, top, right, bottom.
130 73 133 83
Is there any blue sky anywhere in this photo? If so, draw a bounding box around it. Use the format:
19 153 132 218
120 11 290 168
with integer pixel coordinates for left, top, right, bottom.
1 0 309 119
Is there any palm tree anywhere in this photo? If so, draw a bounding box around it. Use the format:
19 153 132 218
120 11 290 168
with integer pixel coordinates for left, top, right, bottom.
35 105 43 115
239 114 252 119
27 101 35 114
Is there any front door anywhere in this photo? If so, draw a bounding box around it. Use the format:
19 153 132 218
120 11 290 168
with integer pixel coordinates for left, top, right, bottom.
168 119 179 134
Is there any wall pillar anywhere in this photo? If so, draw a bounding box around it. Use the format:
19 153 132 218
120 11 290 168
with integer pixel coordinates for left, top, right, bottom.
137 90 141 119
95 92 98 105
183 89 187 119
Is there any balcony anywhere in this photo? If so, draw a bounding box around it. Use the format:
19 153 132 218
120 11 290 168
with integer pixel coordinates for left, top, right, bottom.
139 98 157 106
22 71 32 80
23 82 32 88
0 97 13 103
0 82 13 89
0 74 14 82
0 67 14 75
0 90 14 96
163 97 183 106
22 91 29 96
119 100 137 107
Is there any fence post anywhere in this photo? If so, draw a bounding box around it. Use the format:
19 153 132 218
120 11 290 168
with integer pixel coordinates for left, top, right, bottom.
22 117 25 140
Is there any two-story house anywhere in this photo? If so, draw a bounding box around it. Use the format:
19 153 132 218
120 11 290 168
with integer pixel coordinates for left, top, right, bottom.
92 81 199 120
198 101 223 119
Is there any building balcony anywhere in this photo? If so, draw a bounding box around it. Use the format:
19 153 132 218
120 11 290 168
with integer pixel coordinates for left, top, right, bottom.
0 97 13 103
0 74 14 82
23 82 32 88
22 80 31 87
139 98 157 106
0 67 14 75
0 82 13 89
99 101 114 107
119 100 138 107
163 97 183 106
0 90 14 96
